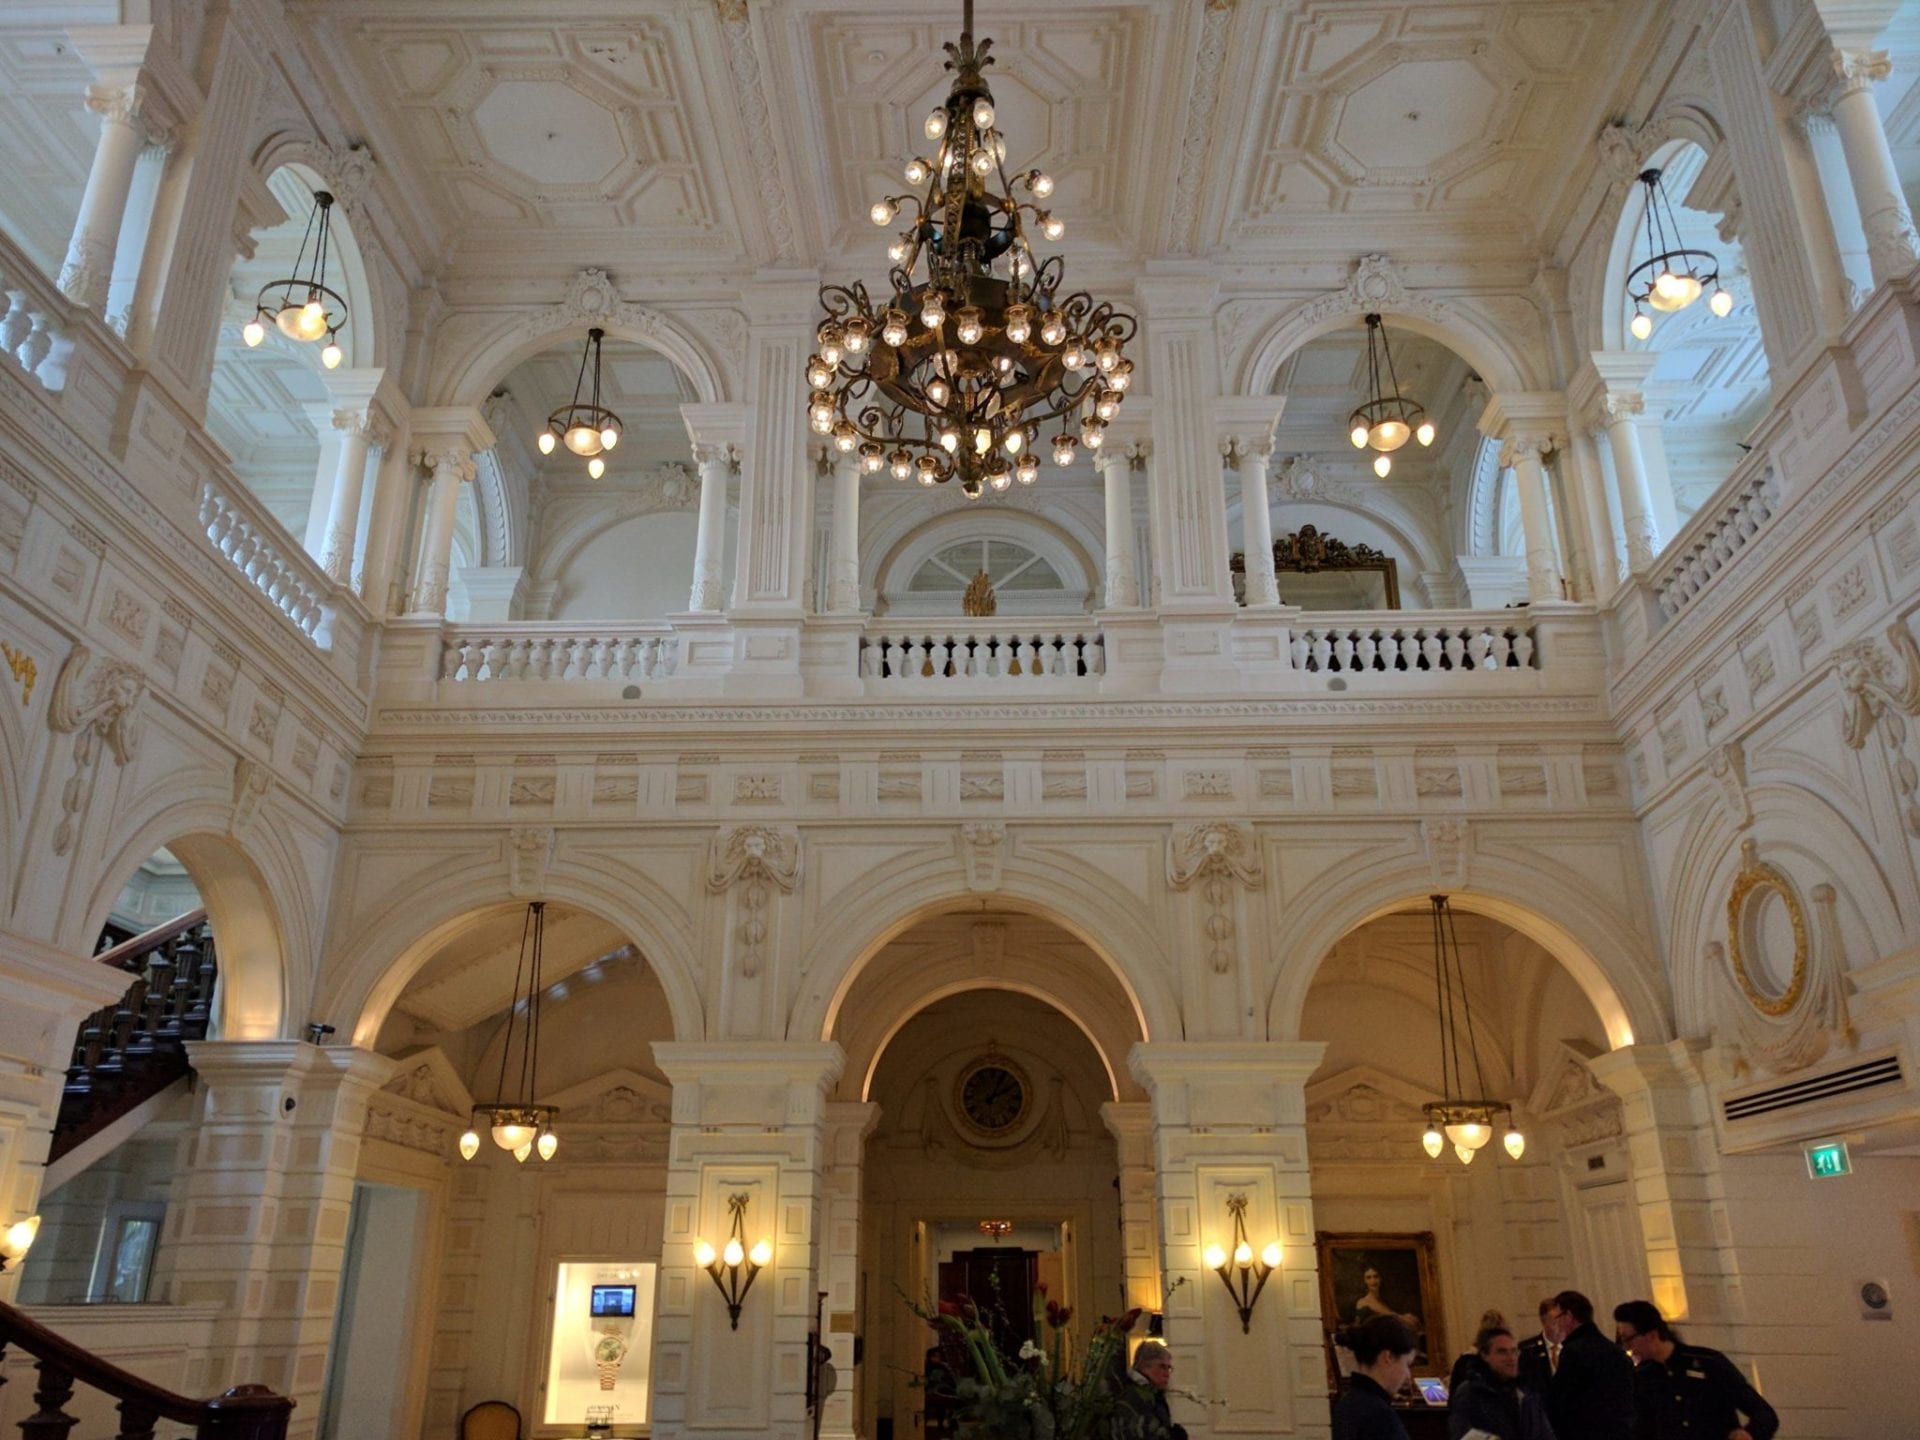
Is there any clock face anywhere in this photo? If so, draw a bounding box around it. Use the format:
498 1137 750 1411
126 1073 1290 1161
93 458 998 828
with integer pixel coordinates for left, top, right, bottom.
957 1061 1028 1135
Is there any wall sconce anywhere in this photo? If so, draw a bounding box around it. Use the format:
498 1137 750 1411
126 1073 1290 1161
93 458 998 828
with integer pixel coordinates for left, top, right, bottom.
693 1193 772 1330
0 1214 41 1273
1201 1195 1281 1334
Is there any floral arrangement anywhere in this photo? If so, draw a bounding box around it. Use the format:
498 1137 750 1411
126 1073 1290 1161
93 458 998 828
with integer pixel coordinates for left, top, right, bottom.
919 1285 1144 1440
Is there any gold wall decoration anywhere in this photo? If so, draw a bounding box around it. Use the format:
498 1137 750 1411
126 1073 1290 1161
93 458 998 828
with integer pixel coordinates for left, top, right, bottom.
1725 839 1807 1018
961 569 998 617
1 640 34 705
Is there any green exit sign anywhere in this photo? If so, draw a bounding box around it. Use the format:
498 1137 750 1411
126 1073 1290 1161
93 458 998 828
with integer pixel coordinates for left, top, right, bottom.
1805 1140 1852 1178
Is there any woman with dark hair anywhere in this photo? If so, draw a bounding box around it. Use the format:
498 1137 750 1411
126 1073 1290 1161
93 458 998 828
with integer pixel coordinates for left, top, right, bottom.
1332 1314 1418 1440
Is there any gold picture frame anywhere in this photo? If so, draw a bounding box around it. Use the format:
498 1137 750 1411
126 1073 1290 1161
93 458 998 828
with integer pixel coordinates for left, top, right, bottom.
1726 839 1807 1018
1316 1231 1445 1378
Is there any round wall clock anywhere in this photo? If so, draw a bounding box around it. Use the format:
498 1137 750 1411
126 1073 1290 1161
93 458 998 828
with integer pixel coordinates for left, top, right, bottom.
954 1054 1030 1137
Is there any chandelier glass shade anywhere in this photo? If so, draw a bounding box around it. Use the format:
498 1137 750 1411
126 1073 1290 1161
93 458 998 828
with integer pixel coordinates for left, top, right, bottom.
1627 167 1732 340
457 901 559 1164
810 0 1136 499
241 190 349 369
1419 894 1523 1166
1348 314 1434 478
537 327 623 479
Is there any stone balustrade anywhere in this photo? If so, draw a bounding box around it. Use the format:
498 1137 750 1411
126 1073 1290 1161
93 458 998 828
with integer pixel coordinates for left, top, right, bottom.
439 626 677 683
1654 461 1782 620
0 237 72 391
197 478 331 644
1290 618 1538 674
859 623 1107 681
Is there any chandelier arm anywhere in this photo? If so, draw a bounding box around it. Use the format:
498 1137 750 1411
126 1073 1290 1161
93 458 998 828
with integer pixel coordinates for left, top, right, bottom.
569 329 593 411
1445 895 1493 1102
277 198 322 312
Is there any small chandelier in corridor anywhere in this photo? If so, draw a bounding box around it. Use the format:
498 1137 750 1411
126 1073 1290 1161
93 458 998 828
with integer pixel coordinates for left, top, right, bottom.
809 0 1136 499
1627 167 1732 340
241 188 349 370
537 327 623 479
458 901 559 1164
1420 894 1524 1165
1348 314 1434 478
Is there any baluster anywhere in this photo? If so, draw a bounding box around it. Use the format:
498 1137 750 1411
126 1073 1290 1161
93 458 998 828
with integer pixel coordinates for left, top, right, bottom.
1013 636 1035 676
930 635 952 678
0 288 31 355
1442 630 1465 670
183 930 217 1034
1467 630 1492 672
1330 631 1354 671
1036 635 1059 675
124 975 160 1057
1414 632 1437 670
18 311 53 376
1289 634 1308 669
1512 630 1536 668
1087 633 1106 676
877 637 899 679
115 1396 160 1440
439 639 462 681
20 1359 78 1440
1308 634 1331 671
165 938 199 1036
903 638 926 679
1352 631 1376 671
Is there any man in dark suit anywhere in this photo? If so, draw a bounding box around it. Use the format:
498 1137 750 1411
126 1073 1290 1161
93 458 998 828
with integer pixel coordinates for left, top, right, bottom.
1542 1289 1635 1440
1517 1297 1555 1394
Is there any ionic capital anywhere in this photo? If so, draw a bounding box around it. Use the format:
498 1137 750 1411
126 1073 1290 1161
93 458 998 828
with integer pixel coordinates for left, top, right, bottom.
1124 437 1153 470
1600 390 1646 425
692 442 741 473
1826 46 1893 103
1498 434 1553 470
84 82 173 147
412 447 477 482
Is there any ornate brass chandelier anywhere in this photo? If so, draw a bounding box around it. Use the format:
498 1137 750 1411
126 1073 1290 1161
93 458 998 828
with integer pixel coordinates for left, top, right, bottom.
458 902 559 1164
241 188 349 370
537 327 623 479
810 0 1136 499
1419 895 1524 1166
1627 167 1732 340
1348 314 1434 478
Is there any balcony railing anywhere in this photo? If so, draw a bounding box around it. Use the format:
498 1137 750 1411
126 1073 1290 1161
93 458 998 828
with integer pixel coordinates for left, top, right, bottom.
438 624 678 682
1653 461 1781 621
197 478 332 646
859 622 1106 680
1290 617 1538 674
0 244 72 392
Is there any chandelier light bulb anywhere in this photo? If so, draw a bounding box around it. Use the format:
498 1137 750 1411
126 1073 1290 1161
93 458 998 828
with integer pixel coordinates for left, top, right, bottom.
1004 428 1027 456
1095 340 1120 373
1030 171 1055 198
973 427 993 455
1111 360 1133 391
514 1141 533 1164
871 200 896 226
1063 342 1086 371
1203 1243 1227 1270
881 310 909 346
321 341 343 370
1650 268 1701 312
925 108 947 140
927 377 951 406
1 1215 40 1265
537 430 557 455
810 407 835 435
833 421 859 453
537 1129 558 1161
459 1128 481 1161
295 299 329 341
1040 315 1068 346
993 354 1014 376
921 293 947 328
1454 1143 1476 1165
1374 454 1392 478
905 158 930 185
991 134 1007 162
1630 311 1654 340
1016 453 1039 484
970 148 994 176
973 99 995 129
600 426 620 451
1233 1241 1254 1269
1041 213 1065 241
242 319 266 347
939 428 960 454
587 456 606 480
917 457 940 485
1261 1242 1283 1269
1504 1127 1526 1161
989 466 1013 492
1004 304 1032 344
1350 423 1369 449
860 443 884 473
887 238 910 264
1081 423 1104 450
1095 391 1120 421
955 307 985 345
1369 418 1411 452
1422 1127 1444 1159
891 450 913 479
749 1239 773 1267
844 320 870 354
1416 419 1436 447
1444 1119 1492 1150
694 1239 717 1268
1709 287 1734 318
566 423 601 456
722 1238 746 1268
807 357 834 388
492 1119 537 1152
1053 436 1076 467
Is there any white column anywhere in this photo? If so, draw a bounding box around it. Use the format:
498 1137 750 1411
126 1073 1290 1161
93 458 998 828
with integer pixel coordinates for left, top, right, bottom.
104 140 169 335
410 448 473 617
1563 428 1623 602
825 455 862 614
689 443 736 613
1600 395 1661 574
818 1102 880 1440
1502 436 1564 603
1822 48 1920 285
1097 445 1142 609
1233 439 1280 608
1799 111 1874 307
320 410 383 586
59 86 159 311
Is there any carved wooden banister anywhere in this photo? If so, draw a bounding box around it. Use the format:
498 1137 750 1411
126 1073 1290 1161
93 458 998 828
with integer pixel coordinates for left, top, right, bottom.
92 908 208 975
0 1300 291 1439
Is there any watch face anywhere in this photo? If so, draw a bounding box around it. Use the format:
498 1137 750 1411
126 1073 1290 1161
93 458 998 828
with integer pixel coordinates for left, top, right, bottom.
958 1060 1028 1134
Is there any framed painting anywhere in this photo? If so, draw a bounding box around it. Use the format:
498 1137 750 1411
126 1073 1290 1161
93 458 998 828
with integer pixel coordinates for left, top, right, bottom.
1316 1231 1445 1375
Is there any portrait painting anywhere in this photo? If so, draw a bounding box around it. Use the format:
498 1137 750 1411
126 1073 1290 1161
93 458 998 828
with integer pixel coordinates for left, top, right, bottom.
1316 1231 1444 1375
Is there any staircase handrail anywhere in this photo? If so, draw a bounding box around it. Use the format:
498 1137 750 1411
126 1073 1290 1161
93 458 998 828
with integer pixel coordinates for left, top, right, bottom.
93 909 209 975
0 1297 292 1436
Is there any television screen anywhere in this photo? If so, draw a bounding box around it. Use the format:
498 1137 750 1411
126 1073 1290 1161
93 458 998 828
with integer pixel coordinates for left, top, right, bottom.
590 1285 636 1318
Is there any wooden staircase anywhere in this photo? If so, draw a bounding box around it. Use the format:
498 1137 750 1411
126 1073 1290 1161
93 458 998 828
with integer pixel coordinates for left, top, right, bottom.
51 911 219 1166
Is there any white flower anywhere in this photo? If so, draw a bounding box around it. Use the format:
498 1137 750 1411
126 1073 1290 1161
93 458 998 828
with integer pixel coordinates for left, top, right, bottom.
1019 1340 1043 1360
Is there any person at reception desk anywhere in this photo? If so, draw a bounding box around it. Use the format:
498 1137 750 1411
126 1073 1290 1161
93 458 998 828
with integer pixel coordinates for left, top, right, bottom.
1448 1325 1554 1440
1332 1314 1420 1440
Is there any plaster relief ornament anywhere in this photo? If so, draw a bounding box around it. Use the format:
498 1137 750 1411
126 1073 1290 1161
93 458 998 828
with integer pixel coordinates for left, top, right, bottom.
1166 823 1262 973
1715 842 1854 1077
1421 818 1470 890
1835 622 1920 836
47 644 147 856
958 823 1006 893
707 826 800 978
230 756 272 840
509 826 555 896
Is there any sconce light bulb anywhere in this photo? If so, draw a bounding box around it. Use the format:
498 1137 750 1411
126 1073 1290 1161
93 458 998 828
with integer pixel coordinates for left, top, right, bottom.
1416 420 1436 447
513 1141 533 1164
1454 1143 1477 1165
749 1239 773 1267
1202 1243 1227 1270
0 1214 40 1265
321 341 343 370
694 1239 717 1268
1350 424 1369 449
1630 311 1653 341
1504 1128 1526 1161
242 319 266 348
1422 1127 1444 1159
1373 454 1392 478
458 1128 480 1161
1261 1242 1283 1269
722 1238 746 1268
538 431 557 455
588 456 606 480
1233 1241 1254 1268
1709 287 1734 318
600 427 620 451
537 1129 558 1161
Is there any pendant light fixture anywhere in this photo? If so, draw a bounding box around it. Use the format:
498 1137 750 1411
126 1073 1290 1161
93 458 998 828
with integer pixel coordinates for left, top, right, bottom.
1348 314 1434 478
1626 167 1732 341
457 901 559 1164
1419 894 1524 1166
537 327 623 479
809 0 1136 499
241 189 349 370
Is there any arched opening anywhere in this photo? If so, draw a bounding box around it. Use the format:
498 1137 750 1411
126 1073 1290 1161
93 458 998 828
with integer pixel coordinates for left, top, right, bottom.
1301 904 1648 1373
209 165 382 567
833 909 1146 1440
1253 321 1494 609
873 510 1097 617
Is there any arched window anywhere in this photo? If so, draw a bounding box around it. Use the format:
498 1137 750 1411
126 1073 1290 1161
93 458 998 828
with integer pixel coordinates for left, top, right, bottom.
877 514 1094 616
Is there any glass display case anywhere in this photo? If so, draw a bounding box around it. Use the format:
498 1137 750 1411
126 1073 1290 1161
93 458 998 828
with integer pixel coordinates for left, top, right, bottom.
544 1262 656 1430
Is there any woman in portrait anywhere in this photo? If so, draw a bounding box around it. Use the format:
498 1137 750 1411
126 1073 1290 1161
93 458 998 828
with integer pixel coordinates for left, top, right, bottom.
1350 1266 1419 1328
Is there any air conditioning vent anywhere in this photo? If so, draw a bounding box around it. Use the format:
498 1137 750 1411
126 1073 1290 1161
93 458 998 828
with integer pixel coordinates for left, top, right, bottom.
1723 1054 1903 1123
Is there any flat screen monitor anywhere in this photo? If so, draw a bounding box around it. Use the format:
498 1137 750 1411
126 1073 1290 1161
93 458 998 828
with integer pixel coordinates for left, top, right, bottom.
1414 1378 1449 1406
590 1284 636 1318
